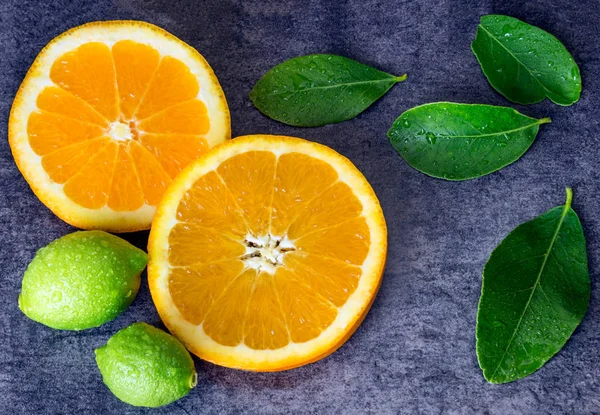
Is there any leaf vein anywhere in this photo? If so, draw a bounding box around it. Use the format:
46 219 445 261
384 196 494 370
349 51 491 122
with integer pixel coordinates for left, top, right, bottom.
260 78 398 97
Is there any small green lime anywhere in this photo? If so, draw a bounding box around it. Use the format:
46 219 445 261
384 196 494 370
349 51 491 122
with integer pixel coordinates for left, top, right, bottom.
95 322 197 407
18 230 147 330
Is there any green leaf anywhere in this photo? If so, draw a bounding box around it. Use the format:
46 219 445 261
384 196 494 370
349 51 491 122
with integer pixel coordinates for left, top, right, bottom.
387 102 550 181
477 188 590 384
472 14 582 106
249 54 406 127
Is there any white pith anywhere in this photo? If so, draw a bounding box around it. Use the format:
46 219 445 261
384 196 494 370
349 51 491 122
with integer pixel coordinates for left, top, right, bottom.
108 121 133 142
241 233 296 274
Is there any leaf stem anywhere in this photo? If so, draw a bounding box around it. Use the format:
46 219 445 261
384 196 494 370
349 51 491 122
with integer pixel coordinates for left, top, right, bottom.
565 187 573 209
539 117 552 125
395 74 408 82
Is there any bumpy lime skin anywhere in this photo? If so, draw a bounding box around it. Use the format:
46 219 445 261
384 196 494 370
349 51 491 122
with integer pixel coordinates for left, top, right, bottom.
18 230 147 330
95 322 197 408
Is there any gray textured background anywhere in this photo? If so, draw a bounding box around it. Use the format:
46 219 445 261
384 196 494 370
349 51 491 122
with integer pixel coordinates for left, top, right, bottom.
1 0 599 413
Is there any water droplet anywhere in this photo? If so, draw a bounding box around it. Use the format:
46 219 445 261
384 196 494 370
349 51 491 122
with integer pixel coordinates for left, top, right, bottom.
425 132 437 145
402 119 411 128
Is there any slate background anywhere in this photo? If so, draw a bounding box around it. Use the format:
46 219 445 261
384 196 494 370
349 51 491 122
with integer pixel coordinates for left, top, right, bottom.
1 0 600 413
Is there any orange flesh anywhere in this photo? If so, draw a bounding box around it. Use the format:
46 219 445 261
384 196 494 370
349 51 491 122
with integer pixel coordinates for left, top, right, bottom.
28 40 210 211
168 151 369 350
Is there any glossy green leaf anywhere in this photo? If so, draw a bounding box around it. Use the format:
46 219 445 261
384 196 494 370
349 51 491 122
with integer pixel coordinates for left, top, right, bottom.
387 102 550 181
477 188 590 384
249 54 406 127
472 14 582 106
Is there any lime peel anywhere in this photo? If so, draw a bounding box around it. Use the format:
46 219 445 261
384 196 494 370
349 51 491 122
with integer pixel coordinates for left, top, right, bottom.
95 322 196 408
19 230 147 330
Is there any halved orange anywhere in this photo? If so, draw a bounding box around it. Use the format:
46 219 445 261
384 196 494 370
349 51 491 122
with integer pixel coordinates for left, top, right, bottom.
9 21 230 232
148 135 387 371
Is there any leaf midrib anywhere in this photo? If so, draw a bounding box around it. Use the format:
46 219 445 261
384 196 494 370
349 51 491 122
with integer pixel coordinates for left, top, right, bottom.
488 199 571 382
419 119 548 140
258 77 402 97
478 24 561 98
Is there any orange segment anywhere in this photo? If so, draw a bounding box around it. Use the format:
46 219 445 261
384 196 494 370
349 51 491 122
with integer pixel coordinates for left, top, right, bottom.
175 171 247 235
274 268 338 343
50 42 118 121
287 182 363 239
202 269 256 347
167 223 245 266
217 151 276 236
148 135 387 372
128 141 171 205
9 21 230 232
169 260 245 325
137 100 209 135
63 141 118 209
284 253 361 307
139 133 207 178
112 40 160 120
107 145 145 211
36 87 108 126
41 137 110 183
271 152 338 235
134 56 200 119
244 273 290 350
27 111 104 155
296 217 371 265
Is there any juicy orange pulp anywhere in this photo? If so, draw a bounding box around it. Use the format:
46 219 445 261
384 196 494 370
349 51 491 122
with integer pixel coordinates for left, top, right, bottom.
167 150 372 350
28 41 210 211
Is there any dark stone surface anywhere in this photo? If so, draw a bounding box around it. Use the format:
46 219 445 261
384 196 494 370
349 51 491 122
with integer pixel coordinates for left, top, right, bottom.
1 0 599 413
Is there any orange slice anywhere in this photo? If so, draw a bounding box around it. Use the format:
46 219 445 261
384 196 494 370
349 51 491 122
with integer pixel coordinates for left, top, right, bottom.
148 135 387 371
9 21 230 232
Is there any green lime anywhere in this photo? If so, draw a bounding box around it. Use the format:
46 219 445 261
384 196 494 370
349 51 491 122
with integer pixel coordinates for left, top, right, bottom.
18 230 147 330
95 322 197 407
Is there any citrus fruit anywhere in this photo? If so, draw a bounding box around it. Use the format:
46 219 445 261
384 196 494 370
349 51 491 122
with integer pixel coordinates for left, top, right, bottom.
9 21 230 232
19 230 147 330
95 322 197 407
148 134 387 371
